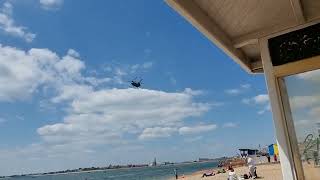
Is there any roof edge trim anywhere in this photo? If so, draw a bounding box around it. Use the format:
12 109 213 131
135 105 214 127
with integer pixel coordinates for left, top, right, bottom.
166 0 253 73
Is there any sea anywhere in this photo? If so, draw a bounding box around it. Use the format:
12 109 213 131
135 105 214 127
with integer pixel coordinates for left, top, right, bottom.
4 161 219 180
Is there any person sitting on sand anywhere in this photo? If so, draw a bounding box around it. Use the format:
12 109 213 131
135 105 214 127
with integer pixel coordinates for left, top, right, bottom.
216 168 226 174
228 167 238 180
202 171 215 177
241 173 249 179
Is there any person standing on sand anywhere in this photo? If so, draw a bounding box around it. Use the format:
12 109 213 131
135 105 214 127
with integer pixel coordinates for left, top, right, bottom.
228 167 237 180
266 154 271 163
274 154 278 162
174 168 178 179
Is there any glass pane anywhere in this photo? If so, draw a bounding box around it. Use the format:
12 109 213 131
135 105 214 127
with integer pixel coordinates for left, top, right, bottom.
285 69 320 179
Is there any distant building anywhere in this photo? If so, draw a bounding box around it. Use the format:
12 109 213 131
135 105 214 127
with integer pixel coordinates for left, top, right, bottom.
239 148 259 158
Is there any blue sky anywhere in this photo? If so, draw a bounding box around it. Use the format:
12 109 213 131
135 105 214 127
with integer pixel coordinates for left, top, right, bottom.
0 0 275 175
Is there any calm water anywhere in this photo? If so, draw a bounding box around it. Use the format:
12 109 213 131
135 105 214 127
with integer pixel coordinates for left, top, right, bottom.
6 161 218 180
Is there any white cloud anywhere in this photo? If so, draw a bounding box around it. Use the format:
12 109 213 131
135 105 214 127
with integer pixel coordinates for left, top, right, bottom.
51 84 93 103
40 0 63 10
0 44 215 174
253 94 269 104
222 122 238 128
242 94 270 114
241 98 251 104
115 67 127 76
0 44 213 146
103 61 153 85
82 76 111 86
225 84 251 95
241 84 251 89
38 88 211 145
0 45 92 101
296 70 320 82
178 124 217 135
225 89 240 95
139 127 177 140
183 88 203 96
257 104 271 115
289 95 320 110
2 2 12 15
39 100 57 111
130 61 153 74
0 1 36 42
66 49 80 57
242 94 269 105
0 46 48 101
54 51 85 77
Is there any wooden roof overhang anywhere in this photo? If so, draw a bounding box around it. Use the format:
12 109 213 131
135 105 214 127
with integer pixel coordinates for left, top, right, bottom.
166 0 320 74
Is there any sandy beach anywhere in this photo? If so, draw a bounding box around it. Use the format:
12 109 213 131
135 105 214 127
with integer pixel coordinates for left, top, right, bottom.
170 163 282 180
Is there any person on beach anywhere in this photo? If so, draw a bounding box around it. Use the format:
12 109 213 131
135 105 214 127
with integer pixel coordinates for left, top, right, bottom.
228 167 238 180
174 168 178 179
247 156 257 179
274 154 277 162
202 171 215 177
217 168 226 174
266 154 271 163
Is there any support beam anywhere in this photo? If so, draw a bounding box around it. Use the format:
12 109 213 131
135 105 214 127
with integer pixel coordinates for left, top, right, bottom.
289 0 305 24
166 0 252 73
273 55 320 77
234 39 258 49
234 18 320 49
233 22 297 48
259 37 298 180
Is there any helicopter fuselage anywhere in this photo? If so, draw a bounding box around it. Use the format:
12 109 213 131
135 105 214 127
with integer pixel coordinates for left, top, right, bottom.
131 81 141 88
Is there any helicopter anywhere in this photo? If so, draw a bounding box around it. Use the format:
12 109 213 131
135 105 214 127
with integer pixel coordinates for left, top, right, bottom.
130 78 143 88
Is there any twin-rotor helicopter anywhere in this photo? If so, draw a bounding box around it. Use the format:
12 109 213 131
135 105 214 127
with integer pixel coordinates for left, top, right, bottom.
130 77 143 88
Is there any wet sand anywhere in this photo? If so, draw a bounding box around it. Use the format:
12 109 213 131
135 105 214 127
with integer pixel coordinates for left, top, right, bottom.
170 163 282 180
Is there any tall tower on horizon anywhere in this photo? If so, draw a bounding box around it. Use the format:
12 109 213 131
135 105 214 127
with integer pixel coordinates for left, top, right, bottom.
152 157 157 166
